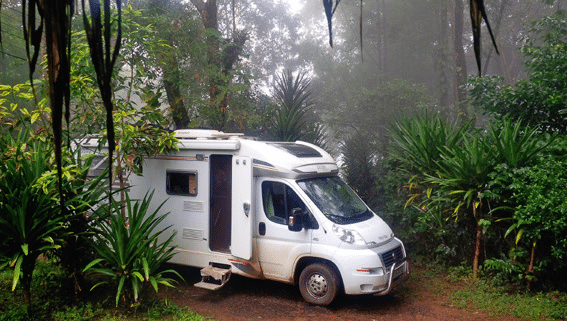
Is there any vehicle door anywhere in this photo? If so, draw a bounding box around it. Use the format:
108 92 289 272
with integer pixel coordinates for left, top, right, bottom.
255 178 314 282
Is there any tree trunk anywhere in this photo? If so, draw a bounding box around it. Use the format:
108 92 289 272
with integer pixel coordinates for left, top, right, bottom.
453 0 468 123
526 241 536 290
438 0 450 117
21 254 39 314
191 0 227 129
163 79 190 129
473 219 482 279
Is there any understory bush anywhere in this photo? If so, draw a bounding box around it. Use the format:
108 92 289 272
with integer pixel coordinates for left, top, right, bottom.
84 191 182 307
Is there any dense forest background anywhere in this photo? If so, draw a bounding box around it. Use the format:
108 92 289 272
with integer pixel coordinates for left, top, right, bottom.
1 0 567 302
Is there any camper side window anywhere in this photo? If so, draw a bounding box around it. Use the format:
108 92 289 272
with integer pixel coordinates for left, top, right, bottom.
166 171 197 196
262 181 306 225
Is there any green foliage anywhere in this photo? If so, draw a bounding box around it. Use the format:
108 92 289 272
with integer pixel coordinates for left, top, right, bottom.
468 12 567 134
1 259 203 320
47 152 109 286
389 114 564 280
84 192 182 307
0 131 64 306
370 157 426 258
388 113 479 263
389 112 470 177
447 278 567 321
266 68 329 147
484 253 528 285
0 128 110 313
111 106 179 177
0 81 50 137
488 156 567 288
269 69 320 143
488 120 553 168
427 131 494 213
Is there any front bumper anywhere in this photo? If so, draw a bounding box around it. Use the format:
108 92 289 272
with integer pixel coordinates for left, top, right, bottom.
334 238 410 295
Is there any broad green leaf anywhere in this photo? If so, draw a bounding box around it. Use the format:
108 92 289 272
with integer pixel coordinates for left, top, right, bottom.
12 255 23 291
132 271 144 282
116 276 126 307
142 257 149 281
83 258 105 272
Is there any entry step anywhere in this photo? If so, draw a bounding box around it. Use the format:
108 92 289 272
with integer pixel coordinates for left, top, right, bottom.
194 265 232 291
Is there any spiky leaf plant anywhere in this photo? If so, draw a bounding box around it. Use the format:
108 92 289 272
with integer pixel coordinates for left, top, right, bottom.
0 131 64 309
84 191 181 307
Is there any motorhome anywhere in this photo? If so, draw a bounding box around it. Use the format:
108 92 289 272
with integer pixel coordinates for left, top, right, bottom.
80 129 409 306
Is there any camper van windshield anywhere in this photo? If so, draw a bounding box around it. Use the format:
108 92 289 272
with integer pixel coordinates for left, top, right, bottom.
297 177 373 224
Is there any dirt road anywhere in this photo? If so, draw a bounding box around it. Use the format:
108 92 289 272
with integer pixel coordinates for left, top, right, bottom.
157 264 522 321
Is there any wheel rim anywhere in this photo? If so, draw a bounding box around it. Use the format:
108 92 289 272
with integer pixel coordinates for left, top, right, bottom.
306 272 328 298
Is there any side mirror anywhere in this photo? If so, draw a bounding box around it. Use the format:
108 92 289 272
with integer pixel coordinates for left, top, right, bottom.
288 208 305 232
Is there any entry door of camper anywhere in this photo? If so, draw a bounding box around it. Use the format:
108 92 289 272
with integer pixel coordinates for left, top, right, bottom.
209 155 253 260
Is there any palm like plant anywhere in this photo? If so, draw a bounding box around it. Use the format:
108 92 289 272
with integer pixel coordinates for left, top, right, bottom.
426 133 495 278
84 191 181 307
0 134 63 309
389 113 471 207
270 69 315 142
389 113 471 175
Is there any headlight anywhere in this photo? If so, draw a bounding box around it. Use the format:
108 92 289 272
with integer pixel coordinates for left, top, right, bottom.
332 224 367 247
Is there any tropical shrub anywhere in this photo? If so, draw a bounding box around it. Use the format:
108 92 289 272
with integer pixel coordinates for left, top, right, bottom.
389 114 562 281
468 13 567 134
0 131 64 309
487 156 567 290
84 191 182 307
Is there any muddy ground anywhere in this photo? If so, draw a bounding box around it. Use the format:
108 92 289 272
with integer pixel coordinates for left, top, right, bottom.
157 263 522 321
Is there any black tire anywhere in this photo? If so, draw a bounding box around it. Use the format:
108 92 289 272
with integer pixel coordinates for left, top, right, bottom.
298 263 340 306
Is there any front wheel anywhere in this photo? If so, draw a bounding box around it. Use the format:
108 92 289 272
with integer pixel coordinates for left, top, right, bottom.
298 263 340 306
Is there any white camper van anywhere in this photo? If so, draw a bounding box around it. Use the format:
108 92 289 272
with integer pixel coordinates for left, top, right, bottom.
81 129 409 306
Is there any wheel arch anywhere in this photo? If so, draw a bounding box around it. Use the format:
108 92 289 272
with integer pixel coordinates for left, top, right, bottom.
293 256 344 290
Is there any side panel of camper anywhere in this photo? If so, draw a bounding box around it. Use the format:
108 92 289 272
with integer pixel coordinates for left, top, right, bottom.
131 156 211 264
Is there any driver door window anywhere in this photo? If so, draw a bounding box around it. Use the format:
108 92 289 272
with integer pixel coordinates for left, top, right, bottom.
262 181 306 225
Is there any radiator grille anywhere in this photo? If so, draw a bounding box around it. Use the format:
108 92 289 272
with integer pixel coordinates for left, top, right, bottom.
381 246 405 269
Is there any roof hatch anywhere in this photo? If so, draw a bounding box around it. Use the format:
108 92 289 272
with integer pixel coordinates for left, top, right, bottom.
268 142 322 158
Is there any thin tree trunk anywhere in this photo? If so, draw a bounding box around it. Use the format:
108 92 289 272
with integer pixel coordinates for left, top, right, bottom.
453 0 468 123
473 220 481 279
438 0 450 116
21 254 39 314
526 241 536 290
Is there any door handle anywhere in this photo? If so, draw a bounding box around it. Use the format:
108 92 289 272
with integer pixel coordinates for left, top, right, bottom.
243 202 250 217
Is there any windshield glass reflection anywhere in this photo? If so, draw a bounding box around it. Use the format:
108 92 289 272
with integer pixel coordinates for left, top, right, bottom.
297 176 373 224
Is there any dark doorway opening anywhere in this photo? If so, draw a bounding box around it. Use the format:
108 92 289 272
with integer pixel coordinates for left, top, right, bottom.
209 155 232 253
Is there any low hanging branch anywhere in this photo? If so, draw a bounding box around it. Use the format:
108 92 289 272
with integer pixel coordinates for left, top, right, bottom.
470 0 499 76
323 0 499 75
22 1 73 212
82 0 122 199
